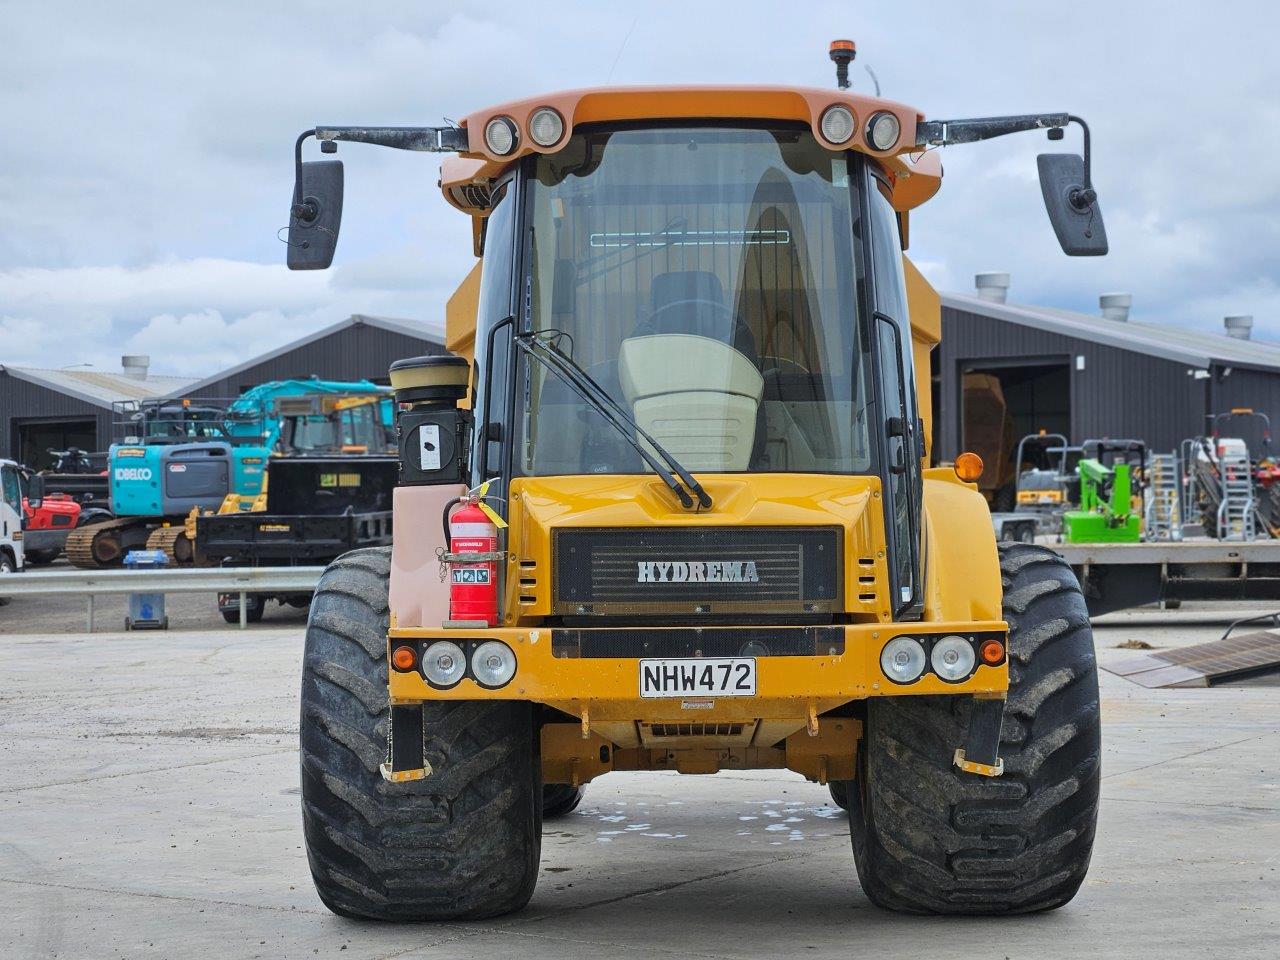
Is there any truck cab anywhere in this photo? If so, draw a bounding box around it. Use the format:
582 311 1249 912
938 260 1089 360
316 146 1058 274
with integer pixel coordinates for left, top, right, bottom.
1 459 27 572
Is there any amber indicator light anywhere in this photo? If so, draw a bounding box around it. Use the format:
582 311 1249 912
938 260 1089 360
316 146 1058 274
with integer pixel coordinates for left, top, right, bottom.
980 639 1005 665
954 451 984 483
391 646 417 671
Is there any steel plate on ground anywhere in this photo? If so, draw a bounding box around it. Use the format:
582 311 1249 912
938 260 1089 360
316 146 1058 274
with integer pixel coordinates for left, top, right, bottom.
1105 629 1280 687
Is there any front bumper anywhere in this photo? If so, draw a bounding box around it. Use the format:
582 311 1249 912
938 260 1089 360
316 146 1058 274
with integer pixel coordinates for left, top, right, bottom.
22 529 69 552
387 620 1008 715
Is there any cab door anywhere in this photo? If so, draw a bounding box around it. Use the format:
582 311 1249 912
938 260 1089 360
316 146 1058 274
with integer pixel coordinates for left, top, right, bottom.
867 170 922 617
0 463 25 568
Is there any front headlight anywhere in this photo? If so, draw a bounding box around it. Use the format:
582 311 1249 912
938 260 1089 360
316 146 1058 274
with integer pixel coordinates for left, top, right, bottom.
471 641 517 687
880 637 927 683
930 635 977 682
422 641 467 687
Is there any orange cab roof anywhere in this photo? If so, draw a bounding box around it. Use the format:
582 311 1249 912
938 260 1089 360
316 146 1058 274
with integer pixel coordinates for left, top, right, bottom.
439 85 941 218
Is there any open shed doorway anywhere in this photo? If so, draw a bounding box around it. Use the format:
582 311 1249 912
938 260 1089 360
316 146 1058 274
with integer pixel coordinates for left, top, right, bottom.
960 359 1071 510
15 419 98 470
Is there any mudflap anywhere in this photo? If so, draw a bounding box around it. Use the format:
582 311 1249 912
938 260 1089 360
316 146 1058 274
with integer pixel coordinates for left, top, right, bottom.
381 703 431 783
953 696 1005 777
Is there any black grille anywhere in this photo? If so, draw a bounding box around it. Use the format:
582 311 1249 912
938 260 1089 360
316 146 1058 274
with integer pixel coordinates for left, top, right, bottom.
552 625 845 658
553 527 841 616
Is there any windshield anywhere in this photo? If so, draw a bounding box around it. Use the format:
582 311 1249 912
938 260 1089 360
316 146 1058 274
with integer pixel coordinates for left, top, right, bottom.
137 406 228 442
282 401 393 455
516 125 871 477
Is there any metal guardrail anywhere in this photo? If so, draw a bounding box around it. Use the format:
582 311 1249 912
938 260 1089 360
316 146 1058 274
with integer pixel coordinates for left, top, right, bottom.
0 566 326 631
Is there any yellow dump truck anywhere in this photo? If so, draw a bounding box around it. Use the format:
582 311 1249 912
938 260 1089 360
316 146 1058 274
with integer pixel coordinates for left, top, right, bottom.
286 42 1108 918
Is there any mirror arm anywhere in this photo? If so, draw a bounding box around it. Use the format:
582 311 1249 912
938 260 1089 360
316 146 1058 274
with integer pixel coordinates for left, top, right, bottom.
915 112 1096 209
915 113 1071 147
313 125 468 152
292 129 313 220
1066 115 1096 209
291 124 466 223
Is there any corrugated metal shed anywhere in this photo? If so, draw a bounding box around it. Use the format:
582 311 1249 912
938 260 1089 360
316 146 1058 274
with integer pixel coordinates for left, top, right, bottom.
942 292 1280 372
1 314 444 465
0 364 203 464
177 314 445 398
1 366 200 408
936 290 1280 464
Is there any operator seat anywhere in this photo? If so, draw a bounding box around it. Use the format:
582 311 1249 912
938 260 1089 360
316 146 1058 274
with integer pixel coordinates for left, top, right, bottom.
619 270 764 472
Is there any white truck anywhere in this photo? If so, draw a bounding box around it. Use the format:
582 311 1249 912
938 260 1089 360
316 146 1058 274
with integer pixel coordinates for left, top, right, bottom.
1 458 27 577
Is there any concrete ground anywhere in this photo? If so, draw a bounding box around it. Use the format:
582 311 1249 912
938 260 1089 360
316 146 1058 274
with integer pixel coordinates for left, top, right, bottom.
1 601 1278 960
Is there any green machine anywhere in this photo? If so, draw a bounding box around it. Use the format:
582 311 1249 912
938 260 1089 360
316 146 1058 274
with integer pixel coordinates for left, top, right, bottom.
1063 439 1145 543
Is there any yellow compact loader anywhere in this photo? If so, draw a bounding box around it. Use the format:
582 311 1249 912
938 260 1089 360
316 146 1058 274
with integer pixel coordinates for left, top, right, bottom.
288 41 1108 919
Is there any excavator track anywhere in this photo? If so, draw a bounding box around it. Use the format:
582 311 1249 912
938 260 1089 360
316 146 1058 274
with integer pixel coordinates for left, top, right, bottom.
145 524 199 566
65 517 149 569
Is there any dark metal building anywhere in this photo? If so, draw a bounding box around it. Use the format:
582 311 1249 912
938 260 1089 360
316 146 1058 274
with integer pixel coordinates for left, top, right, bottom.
0 361 200 468
177 314 445 398
933 275 1280 464
0 315 444 468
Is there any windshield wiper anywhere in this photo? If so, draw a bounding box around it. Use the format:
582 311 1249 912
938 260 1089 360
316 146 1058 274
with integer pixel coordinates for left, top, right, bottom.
514 332 713 510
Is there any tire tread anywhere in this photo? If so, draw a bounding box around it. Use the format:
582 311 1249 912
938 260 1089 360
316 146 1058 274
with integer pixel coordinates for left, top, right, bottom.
300 547 540 921
850 542 1101 914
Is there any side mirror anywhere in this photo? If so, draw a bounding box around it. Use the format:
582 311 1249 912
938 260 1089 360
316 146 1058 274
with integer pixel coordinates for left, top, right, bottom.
26 474 44 509
1037 153 1107 256
287 160 344 270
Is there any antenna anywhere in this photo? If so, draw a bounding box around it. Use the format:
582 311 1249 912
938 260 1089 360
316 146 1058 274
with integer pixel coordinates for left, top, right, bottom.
829 39 856 90
864 63 881 97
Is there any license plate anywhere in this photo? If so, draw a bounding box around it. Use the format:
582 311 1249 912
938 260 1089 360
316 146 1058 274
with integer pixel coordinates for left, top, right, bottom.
639 658 756 699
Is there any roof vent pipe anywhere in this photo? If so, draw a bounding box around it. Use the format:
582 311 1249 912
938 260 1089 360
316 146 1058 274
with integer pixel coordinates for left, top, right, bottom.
1224 315 1254 340
121 355 150 380
1099 292 1132 322
975 272 1010 303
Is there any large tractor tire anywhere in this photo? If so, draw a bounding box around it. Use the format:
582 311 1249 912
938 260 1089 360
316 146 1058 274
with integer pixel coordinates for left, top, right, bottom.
542 784 586 819
300 547 541 921
849 541 1101 914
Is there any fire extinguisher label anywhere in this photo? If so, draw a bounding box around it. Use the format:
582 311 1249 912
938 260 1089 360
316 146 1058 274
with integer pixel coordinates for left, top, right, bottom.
452 568 491 584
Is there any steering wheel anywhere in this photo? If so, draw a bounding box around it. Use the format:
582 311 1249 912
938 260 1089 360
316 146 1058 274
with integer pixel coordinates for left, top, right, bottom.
647 298 737 336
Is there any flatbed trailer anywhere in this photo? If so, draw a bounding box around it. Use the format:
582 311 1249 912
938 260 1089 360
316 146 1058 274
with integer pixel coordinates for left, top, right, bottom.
1054 540 1280 615
197 509 392 564
197 508 393 622
196 455 396 622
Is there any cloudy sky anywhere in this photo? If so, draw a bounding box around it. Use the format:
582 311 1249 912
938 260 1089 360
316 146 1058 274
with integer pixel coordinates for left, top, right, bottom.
2 3 1275 377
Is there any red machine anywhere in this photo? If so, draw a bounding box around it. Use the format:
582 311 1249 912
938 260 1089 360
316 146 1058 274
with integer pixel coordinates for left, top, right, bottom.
446 500 499 625
22 492 81 564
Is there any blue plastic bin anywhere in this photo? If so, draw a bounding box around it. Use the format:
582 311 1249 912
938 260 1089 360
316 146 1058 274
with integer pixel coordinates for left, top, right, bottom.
124 549 169 630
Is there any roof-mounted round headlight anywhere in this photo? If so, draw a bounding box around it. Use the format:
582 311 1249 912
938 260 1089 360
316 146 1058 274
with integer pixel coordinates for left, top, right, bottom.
820 104 856 145
484 116 519 156
528 107 565 147
866 111 901 152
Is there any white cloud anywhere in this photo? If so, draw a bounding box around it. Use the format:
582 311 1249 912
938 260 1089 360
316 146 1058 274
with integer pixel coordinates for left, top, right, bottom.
1 1 1276 379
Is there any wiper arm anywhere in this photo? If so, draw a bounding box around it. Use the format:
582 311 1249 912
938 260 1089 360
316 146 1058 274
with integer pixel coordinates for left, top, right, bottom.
515 333 713 510
523 335 713 510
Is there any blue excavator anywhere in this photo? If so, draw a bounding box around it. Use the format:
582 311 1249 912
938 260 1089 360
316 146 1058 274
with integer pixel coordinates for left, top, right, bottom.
65 379 393 568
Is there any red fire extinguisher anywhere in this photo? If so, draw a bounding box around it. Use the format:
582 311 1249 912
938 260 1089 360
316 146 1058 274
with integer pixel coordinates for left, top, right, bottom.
444 485 505 625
